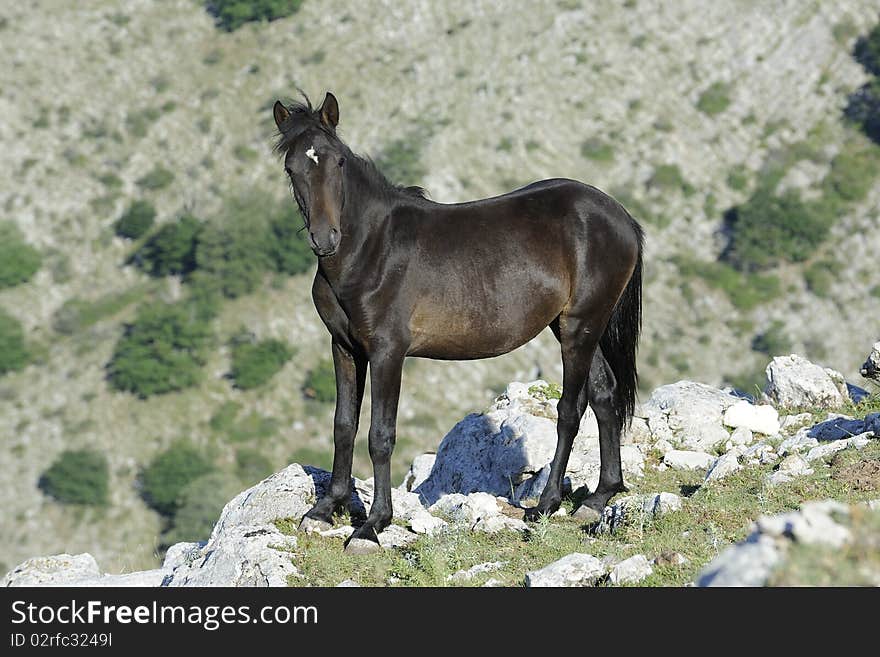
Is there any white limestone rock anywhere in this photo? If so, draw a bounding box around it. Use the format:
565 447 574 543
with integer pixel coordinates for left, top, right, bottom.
663 450 715 471
764 355 850 409
722 400 780 435
525 553 606 587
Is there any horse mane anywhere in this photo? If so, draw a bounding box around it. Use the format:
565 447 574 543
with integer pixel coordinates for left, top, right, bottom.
273 94 429 201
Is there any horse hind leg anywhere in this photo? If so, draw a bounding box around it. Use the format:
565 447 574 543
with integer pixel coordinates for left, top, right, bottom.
571 347 627 523
524 312 598 521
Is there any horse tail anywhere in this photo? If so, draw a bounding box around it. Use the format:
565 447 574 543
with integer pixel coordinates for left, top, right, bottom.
599 217 643 433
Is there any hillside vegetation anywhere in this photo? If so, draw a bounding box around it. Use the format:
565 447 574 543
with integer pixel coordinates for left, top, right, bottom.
0 0 879 573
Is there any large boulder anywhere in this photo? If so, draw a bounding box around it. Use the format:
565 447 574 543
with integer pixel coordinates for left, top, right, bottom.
415 381 643 505
861 342 880 381
641 381 739 451
2 553 172 587
764 355 850 409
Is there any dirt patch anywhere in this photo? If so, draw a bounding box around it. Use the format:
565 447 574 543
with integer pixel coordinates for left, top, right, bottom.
833 458 880 491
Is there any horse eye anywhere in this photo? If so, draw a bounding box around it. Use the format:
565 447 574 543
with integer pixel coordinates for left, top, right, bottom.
284 166 292 176
338 157 345 167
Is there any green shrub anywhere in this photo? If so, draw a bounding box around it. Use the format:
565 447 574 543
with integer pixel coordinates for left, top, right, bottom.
674 257 780 310
726 166 749 191
162 471 241 544
206 0 304 32
697 82 732 115
375 134 428 185
0 222 41 289
302 358 335 403
804 260 835 297
821 139 880 204
52 286 147 335
269 204 314 276
854 21 880 76
136 166 175 191
136 214 202 277
751 320 793 356
580 137 615 162
227 411 279 443
648 163 694 195
725 188 832 270
229 335 294 389
845 79 880 144
235 448 273 484
193 200 274 298
39 449 109 506
115 201 156 239
209 401 242 434
0 308 30 375
140 441 215 516
108 301 212 397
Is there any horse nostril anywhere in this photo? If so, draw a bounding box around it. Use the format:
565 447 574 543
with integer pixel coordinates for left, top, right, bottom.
329 228 340 245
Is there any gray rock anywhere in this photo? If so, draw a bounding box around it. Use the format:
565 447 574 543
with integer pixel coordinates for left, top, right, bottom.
705 451 742 482
779 412 814 434
756 500 851 548
722 400 780 435
398 453 436 492
764 454 814 487
163 542 205 570
408 509 448 535
778 428 819 455
336 579 360 587
696 535 782 587
726 426 754 448
764 355 850 409
664 449 715 471
428 492 526 533
861 341 880 381
642 381 738 451
804 432 873 462
597 492 682 532
166 525 299 587
448 561 505 583
2 553 101 586
377 524 419 548
415 381 642 506
609 554 653 585
742 441 779 465
525 553 607 587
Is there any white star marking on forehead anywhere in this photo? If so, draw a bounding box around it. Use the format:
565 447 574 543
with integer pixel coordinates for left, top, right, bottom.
306 146 319 165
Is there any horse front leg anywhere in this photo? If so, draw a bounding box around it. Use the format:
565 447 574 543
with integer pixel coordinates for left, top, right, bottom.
344 346 404 554
300 341 366 532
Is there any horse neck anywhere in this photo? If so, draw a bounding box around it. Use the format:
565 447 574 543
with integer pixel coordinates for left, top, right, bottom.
317 163 397 287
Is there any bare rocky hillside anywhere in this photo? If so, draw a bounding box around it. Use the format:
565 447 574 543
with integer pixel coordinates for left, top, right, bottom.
0 0 878 573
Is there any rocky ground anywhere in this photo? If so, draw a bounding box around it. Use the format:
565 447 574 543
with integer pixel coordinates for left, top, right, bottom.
6 344 879 587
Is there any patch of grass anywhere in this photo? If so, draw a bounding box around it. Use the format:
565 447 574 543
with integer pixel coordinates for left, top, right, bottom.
751 320 793 357
0 222 42 289
302 358 335 403
648 163 694 195
0 308 30 376
135 214 202 277
52 285 149 335
580 137 615 162
673 257 780 310
697 81 732 115
206 0 304 32
528 382 562 400
235 447 274 484
803 258 835 297
136 166 175 191
726 166 749 191
821 138 880 204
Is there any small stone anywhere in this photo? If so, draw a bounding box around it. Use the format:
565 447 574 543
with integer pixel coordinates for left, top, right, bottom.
804 432 874 462
765 454 814 487
728 426 754 447
299 516 334 534
336 579 360 587
447 561 506 583
654 551 688 567
344 538 382 556
723 400 780 435
409 509 447 535
609 554 653 585
377 524 418 548
525 553 606 587
705 451 742 482
664 450 715 471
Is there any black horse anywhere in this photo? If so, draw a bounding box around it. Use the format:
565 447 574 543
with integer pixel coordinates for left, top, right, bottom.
273 92 643 553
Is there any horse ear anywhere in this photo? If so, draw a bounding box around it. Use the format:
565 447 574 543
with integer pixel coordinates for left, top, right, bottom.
318 92 339 130
273 101 290 130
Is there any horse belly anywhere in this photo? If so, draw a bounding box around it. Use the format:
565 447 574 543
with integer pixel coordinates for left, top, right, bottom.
407 278 566 360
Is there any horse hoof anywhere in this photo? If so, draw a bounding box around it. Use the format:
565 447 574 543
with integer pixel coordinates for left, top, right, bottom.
299 516 333 534
572 505 602 524
523 507 544 523
344 538 381 556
